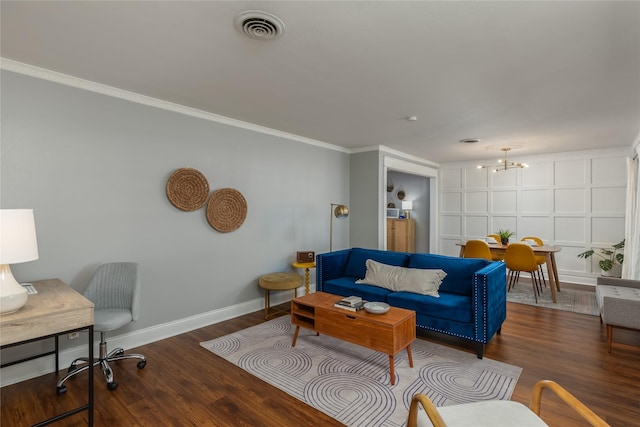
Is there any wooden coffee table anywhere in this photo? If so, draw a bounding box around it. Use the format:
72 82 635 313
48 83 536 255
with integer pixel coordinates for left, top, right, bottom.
291 291 416 385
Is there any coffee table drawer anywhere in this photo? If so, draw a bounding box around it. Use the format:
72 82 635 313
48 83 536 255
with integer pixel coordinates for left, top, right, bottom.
315 307 395 353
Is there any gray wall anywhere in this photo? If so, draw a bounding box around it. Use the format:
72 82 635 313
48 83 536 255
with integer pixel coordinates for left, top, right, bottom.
387 171 430 253
349 151 381 249
1 70 350 332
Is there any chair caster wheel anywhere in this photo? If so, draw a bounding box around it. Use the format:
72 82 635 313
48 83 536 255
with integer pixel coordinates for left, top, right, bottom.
137 360 146 369
107 381 119 391
56 385 67 395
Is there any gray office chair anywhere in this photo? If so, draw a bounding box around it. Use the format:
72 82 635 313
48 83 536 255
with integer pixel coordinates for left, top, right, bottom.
57 262 146 394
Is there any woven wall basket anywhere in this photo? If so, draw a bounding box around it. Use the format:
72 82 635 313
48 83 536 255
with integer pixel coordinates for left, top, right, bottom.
206 188 247 233
166 168 210 211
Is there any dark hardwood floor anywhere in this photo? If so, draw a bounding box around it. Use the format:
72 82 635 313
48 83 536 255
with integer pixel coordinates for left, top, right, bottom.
2 283 639 426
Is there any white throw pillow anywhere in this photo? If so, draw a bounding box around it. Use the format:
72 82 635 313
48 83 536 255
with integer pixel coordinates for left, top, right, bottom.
355 259 446 297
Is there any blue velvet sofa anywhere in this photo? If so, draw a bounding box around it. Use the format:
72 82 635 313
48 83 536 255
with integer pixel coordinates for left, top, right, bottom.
316 248 507 358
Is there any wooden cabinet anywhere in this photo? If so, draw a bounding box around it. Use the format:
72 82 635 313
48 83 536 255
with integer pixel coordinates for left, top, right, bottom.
387 218 415 252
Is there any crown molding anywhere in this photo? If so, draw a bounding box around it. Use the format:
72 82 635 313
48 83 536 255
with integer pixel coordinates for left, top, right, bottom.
441 146 633 169
0 58 350 154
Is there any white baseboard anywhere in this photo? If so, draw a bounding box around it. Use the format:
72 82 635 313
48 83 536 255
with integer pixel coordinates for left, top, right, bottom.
0 284 312 387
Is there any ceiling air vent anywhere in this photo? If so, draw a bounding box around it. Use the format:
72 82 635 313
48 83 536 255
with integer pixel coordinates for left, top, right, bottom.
234 10 285 41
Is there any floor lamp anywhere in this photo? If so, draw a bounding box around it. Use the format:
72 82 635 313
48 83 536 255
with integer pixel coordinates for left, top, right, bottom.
329 204 349 252
0 209 39 314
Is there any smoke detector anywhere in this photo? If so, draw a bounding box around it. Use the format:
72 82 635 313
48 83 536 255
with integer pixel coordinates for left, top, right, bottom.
234 10 285 40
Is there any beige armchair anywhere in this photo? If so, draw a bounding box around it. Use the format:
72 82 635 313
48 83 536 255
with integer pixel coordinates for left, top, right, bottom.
407 380 610 427
596 276 640 352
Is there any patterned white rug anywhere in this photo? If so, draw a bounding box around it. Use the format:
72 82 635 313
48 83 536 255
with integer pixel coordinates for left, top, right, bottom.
201 316 521 427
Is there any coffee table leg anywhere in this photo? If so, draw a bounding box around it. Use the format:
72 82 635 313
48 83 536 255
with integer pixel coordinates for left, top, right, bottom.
292 325 300 347
406 344 413 367
389 355 395 385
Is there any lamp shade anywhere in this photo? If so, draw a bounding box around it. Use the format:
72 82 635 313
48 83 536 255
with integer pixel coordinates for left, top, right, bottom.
0 209 39 314
0 209 39 264
401 201 413 211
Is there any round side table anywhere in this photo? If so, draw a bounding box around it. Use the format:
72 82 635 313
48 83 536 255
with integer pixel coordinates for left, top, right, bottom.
258 272 302 319
292 261 316 295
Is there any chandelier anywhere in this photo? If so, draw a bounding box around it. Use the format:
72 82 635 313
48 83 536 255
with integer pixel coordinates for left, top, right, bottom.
477 147 528 172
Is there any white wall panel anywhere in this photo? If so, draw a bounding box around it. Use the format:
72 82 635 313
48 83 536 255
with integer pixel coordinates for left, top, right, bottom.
522 162 552 187
592 217 625 243
465 216 489 238
491 168 517 188
440 148 627 284
441 215 462 236
492 191 517 213
592 157 626 185
464 167 488 189
491 216 517 237
555 159 587 186
592 187 626 213
554 217 585 242
465 191 488 213
521 189 550 213
555 188 586 213
519 216 552 241
441 192 461 212
441 169 462 190
557 247 587 273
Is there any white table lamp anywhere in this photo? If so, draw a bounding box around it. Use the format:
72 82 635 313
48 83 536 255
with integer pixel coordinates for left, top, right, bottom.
0 209 39 314
401 200 413 219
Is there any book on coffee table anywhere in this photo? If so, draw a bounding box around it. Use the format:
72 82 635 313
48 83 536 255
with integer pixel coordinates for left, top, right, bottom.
339 296 362 306
334 300 366 312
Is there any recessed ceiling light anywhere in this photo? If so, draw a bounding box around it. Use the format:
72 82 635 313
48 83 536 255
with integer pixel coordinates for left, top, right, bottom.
459 138 481 143
407 116 418 122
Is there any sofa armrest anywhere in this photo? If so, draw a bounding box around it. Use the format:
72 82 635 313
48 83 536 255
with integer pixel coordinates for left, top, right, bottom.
597 276 640 290
316 249 351 292
473 261 507 343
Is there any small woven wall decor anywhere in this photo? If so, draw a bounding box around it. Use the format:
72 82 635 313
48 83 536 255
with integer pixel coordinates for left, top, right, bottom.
166 168 210 211
206 188 248 233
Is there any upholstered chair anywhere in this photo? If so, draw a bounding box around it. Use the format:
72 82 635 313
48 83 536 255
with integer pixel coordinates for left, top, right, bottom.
406 380 610 427
504 243 544 302
56 262 146 394
596 276 640 353
462 240 493 261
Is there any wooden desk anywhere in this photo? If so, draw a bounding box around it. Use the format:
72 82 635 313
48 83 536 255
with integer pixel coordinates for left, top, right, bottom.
457 241 562 303
1 279 95 426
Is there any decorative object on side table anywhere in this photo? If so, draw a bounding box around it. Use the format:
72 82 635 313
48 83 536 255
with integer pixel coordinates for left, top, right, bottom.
296 251 315 263
206 188 247 232
497 229 514 245
166 167 210 211
0 209 39 314
577 239 625 277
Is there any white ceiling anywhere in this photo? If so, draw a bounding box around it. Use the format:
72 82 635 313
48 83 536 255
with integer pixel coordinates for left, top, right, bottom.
2 1 639 162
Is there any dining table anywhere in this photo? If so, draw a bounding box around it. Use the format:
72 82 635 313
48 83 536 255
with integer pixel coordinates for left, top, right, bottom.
456 240 562 303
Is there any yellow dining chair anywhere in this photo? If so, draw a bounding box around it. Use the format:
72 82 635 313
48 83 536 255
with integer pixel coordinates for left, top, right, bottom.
486 234 504 261
463 240 493 261
406 380 610 427
521 236 547 288
505 243 544 302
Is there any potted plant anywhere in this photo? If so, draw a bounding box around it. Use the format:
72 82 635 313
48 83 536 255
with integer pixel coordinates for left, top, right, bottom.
577 239 625 277
497 229 514 245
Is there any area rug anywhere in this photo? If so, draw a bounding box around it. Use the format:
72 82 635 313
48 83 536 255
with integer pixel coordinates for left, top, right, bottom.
200 316 521 427
507 283 598 316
